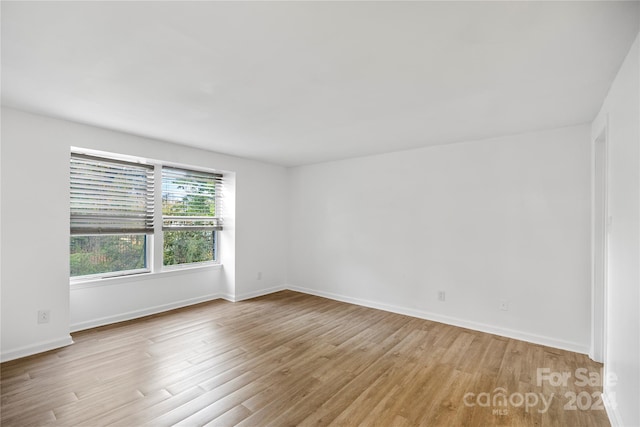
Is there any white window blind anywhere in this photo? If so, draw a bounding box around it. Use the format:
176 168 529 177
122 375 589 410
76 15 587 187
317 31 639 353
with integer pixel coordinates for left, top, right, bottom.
70 154 155 235
162 167 223 231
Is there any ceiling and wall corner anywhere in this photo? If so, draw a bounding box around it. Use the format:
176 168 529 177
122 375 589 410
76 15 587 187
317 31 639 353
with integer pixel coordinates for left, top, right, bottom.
1 1 639 166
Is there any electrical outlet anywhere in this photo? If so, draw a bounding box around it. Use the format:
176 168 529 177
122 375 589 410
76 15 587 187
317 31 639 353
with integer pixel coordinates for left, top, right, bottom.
438 291 446 302
37 310 50 324
499 300 509 311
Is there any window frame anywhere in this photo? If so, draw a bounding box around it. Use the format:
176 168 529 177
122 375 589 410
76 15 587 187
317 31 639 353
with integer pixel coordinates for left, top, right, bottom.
69 233 152 281
162 229 219 268
70 149 224 284
161 166 223 267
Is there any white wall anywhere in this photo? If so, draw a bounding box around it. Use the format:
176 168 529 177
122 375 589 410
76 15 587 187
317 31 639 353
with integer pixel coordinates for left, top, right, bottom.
592 33 639 427
288 125 592 353
0 107 288 361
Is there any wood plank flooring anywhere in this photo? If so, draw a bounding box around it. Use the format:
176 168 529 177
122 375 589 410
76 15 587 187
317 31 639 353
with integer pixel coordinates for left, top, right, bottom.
1 291 609 426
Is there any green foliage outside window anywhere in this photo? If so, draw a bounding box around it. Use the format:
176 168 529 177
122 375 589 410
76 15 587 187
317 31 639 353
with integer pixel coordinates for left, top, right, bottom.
162 173 217 266
163 230 215 266
70 235 146 277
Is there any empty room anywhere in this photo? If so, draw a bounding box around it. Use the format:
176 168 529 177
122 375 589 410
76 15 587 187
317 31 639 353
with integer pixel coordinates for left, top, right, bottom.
1 1 639 426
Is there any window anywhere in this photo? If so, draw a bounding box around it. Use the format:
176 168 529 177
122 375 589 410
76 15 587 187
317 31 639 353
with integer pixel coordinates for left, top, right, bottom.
70 234 147 277
162 167 223 266
70 151 223 280
70 154 154 278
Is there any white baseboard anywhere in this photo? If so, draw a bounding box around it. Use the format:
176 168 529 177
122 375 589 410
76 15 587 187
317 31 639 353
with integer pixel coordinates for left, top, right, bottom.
70 293 224 332
231 285 287 302
602 392 622 427
286 285 590 355
1 335 74 363
220 292 235 302
8 284 590 365
70 285 286 333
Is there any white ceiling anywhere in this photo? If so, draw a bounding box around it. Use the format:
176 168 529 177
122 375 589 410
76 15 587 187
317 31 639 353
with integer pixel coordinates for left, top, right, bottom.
2 1 639 166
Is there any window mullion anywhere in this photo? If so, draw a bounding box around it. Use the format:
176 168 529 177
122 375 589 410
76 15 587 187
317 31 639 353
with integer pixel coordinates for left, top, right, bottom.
153 165 164 271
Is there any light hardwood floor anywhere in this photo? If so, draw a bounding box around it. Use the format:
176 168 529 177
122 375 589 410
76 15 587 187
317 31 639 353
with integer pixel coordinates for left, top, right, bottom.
1 291 609 426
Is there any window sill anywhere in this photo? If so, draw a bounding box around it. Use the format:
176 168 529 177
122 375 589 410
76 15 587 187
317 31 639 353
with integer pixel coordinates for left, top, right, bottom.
70 263 223 289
